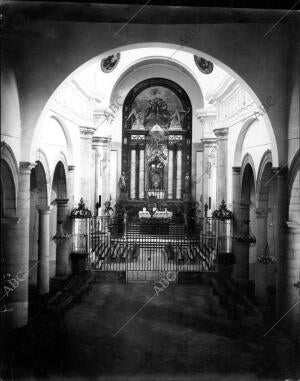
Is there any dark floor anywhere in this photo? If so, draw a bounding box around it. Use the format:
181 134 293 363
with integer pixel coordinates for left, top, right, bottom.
1 282 298 380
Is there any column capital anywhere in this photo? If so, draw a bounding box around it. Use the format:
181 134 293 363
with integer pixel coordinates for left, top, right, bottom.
92 135 111 149
68 165 76 172
240 201 250 209
1 216 20 225
56 198 69 206
232 166 241 174
201 138 217 146
36 205 52 213
213 127 229 139
19 161 35 174
271 166 288 178
286 221 300 232
79 126 96 138
255 207 270 217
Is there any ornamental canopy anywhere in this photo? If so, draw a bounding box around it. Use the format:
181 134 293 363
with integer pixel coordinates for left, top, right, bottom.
212 200 233 220
70 198 92 219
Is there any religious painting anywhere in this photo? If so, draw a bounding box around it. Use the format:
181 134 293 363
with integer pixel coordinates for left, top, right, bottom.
126 86 189 130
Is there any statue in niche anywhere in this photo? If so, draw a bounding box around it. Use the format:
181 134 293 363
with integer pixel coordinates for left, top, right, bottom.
118 171 127 192
184 172 190 193
169 109 185 130
127 108 145 130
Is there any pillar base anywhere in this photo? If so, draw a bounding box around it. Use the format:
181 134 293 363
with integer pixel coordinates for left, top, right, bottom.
70 252 88 275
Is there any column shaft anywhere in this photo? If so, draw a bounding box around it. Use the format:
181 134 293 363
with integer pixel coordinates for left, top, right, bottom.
55 199 71 278
37 206 51 295
176 150 182 199
79 127 95 209
139 150 145 199
130 149 136 199
2 162 34 329
168 150 173 199
214 128 229 205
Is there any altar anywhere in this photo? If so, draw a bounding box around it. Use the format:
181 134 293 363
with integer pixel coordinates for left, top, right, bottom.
138 208 172 235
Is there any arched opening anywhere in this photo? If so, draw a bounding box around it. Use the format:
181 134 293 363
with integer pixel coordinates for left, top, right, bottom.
239 161 256 281
255 152 277 304
120 78 192 215
50 161 68 279
0 160 16 218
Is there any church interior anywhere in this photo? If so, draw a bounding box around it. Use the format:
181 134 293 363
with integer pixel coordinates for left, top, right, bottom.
1 1 300 380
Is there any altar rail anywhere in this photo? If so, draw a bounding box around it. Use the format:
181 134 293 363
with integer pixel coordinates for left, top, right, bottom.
88 216 232 281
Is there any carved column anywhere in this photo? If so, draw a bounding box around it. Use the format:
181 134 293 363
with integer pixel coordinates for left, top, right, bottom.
201 138 217 206
79 126 96 210
139 149 145 199
130 149 136 199
92 136 104 214
176 149 182 199
168 150 173 199
213 127 229 205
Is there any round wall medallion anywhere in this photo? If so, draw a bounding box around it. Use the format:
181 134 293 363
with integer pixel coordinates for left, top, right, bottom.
194 56 214 74
101 53 120 73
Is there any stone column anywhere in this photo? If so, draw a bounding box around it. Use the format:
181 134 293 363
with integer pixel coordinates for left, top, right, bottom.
213 127 229 205
139 149 145 199
92 137 103 215
130 149 136 199
1 162 35 329
168 150 173 199
285 221 300 339
1 216 22 330
274 168 289 318
201 139 217 205
255 208 269 257
36 205 51 295
233 202 250 280
79 126 96 210
232 167 241 278
176 149 182 199
101 137 112 204
55 199 71 279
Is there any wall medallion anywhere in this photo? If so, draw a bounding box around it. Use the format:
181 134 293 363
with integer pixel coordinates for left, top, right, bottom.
101 53 120 73
194 56 214 74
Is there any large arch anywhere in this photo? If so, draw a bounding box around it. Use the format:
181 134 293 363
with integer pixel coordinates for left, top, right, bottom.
0 142 19 211
27 43 279 168
233 118 257 168
288 149 300 222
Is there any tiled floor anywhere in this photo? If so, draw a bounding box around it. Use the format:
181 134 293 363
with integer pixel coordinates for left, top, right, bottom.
42 282 296 381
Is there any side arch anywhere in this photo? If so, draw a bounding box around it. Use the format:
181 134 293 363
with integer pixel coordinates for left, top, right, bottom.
233 117 257 167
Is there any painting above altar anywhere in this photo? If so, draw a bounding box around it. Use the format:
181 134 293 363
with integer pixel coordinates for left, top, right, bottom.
127 86 189 130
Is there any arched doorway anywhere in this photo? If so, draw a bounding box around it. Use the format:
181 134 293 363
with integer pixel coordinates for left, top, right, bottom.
255 151 277 304
50 160 69 279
